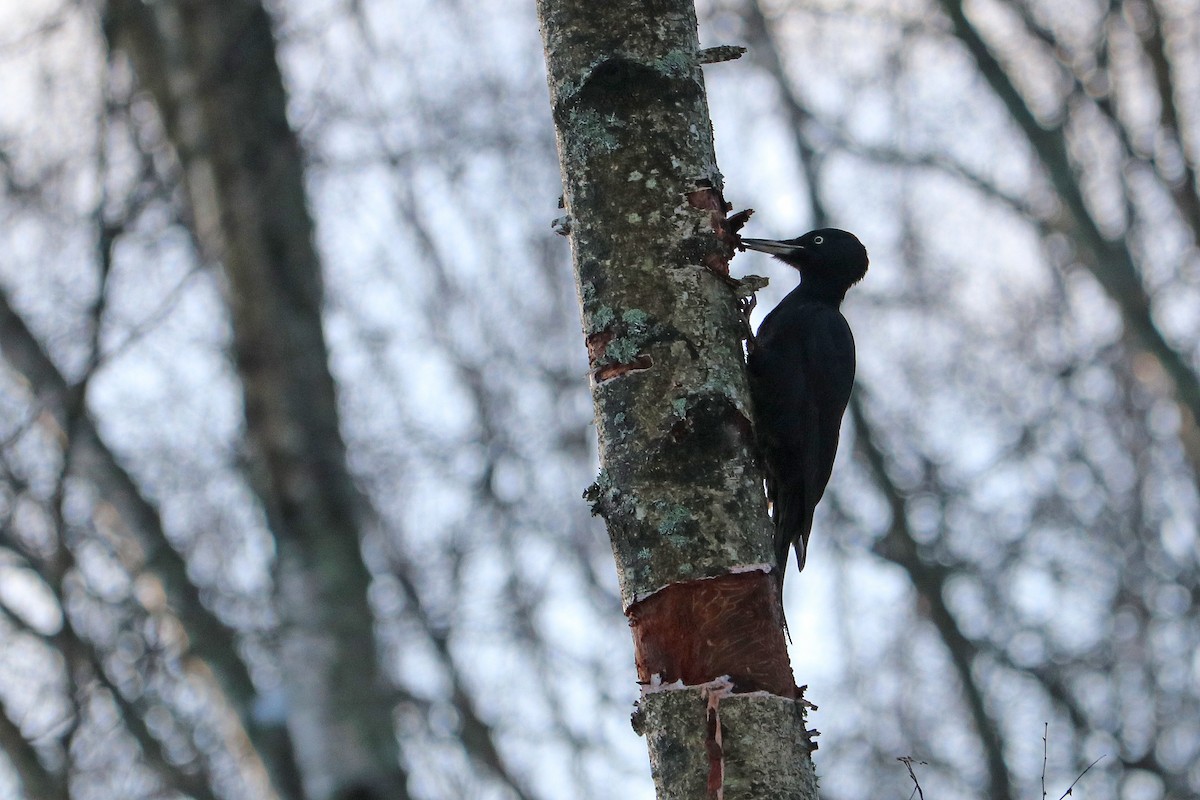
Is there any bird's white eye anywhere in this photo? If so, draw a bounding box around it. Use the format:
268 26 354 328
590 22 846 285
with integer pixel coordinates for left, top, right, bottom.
813 235 824 245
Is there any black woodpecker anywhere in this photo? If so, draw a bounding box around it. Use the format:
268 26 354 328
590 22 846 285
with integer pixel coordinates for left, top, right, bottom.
740 228 868 594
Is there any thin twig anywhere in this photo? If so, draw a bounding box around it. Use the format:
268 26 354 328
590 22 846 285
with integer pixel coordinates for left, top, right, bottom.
1058 755 1106 800
1042 722 1049 800
897 756 927 800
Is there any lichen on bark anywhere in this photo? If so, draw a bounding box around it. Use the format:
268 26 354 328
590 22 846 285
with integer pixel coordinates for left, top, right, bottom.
538 1 819 797
539 0 771 608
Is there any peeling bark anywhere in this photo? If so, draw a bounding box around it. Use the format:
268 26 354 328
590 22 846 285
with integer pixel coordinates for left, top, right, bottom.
537 0 817 796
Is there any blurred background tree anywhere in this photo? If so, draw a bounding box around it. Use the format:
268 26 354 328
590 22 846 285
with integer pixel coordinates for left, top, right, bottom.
0 0 1197 799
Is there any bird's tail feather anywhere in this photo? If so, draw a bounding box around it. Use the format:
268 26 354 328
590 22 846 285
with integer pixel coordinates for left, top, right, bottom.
772 486 815 583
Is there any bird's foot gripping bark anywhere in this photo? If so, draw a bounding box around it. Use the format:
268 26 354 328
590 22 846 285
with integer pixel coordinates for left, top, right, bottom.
732 274 769 347
724 207 766 344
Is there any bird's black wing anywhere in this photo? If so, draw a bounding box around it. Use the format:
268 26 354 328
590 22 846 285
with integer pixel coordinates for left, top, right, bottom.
748 298 856 577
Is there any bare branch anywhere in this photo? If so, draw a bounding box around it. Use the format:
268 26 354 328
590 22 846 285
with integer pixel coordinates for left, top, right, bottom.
936 0 1200 469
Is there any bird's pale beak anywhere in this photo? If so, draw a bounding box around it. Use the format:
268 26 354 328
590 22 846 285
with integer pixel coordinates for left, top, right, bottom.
740 238 805 257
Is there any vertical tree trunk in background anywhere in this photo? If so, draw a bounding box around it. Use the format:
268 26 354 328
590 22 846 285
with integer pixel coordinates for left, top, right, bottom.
537 1 818 796
104 2 406 799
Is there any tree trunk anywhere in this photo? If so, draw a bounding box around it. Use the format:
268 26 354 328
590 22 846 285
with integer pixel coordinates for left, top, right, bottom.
103 2 406 798
537 1 818 796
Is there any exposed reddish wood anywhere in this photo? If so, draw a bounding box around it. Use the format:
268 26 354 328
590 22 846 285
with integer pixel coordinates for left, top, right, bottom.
594 355 654 381
687 186 751 277
629 571 795 697
701 678 733 800
726 208 753 235
686 183 727 214
585 329 614 363
586 329 653 381
583 331 652 383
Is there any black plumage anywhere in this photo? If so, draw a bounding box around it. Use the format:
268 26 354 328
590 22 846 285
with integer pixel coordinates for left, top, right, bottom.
741 228 868 593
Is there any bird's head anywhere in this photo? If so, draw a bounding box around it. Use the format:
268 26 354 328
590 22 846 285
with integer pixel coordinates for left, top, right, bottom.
740 228 868 300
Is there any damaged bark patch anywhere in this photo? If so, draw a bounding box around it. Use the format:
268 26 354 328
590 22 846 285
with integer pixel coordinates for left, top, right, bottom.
629 571 794 697
702 677 733 800
687 183 732 276
686 180 753 277
595 356 654 381
586 328 654 379
585 309 656 381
